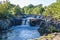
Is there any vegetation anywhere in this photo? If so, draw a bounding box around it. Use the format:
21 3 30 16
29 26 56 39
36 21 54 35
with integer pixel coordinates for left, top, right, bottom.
37 33 60 40
0 0 60 40
0 0 45 19
0 0 60 20
0 0 23 19
22 4 44 15
43 0 60 20
0 0 60 33
0 1 10 19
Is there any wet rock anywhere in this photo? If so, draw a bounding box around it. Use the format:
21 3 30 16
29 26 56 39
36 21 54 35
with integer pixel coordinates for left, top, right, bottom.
8 16 22 26
29 18 41 26
0 19 11 29
38 20 47 35
0 16 22 29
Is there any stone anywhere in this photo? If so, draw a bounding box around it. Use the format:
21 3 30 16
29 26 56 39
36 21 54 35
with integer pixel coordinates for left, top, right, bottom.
0 19 11 29
29 18 41 26
8 16 22 26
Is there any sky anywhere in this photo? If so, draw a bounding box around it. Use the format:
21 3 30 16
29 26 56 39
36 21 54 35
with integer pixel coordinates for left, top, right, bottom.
0 0 56 8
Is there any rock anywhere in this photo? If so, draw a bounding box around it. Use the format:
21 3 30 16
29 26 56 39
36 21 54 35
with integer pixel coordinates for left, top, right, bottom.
0 19 11 29
8 16 22 26
0 16 22 29
13 17 22 25
29 18 41 26
38 20 47 36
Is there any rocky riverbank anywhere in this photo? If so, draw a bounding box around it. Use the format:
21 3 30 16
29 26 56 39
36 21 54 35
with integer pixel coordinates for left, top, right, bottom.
0 15 60 40
37 33 60 40
0 16 22 30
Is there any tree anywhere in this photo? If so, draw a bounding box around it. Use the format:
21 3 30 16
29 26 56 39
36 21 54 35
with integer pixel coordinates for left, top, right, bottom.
23 4 44 15
43 0 60 20
9 5 22 16
32 4 44 15
28 4 34 8
0 0 10 19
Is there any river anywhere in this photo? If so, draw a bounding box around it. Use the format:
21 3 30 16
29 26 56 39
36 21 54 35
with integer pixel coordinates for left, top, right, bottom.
2 17 40 40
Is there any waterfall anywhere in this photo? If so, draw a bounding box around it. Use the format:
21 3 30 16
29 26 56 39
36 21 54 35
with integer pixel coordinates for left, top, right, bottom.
22 17 41 25
35 16 40 18
22 19 25 25
22 19 29 25
26 19 29 25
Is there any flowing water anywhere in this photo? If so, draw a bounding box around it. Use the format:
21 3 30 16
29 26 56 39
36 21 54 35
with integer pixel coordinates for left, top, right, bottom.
2 17 40 40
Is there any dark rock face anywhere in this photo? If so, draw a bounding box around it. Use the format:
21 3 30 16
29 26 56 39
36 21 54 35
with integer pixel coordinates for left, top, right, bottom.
47 20 60 32
38 20 48 35
14 18 22 25
8 16 22 26
0 19 11 30
38 19 60 36
29 18 41 26
0 16 22 30
57 23 60 29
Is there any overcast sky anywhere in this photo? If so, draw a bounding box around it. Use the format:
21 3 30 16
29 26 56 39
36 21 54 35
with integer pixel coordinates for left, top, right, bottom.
0 0 56 8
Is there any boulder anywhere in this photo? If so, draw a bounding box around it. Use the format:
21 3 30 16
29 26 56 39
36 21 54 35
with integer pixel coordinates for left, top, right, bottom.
38 20 47 36
29 18 41 26
8 16 22 26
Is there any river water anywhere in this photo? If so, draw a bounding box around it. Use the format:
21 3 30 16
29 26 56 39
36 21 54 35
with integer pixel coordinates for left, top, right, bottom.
2 17 40 40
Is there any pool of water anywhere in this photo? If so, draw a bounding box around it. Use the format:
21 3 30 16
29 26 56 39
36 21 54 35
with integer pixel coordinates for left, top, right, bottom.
2 17 41 40
2 25 40 40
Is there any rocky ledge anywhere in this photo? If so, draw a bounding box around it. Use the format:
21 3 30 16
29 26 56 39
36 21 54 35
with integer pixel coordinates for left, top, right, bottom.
0 16 22 30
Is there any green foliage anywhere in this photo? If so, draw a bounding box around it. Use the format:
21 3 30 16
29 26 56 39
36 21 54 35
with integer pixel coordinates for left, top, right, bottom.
0 2 9 13
0 1 10 19
32 4 44 15
9 5 22 16
0 0 23 19
43 0 60 20
23 4 44 15
1 0 60 20
28 4 34 8
0 0 45 19
22 4 34 14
